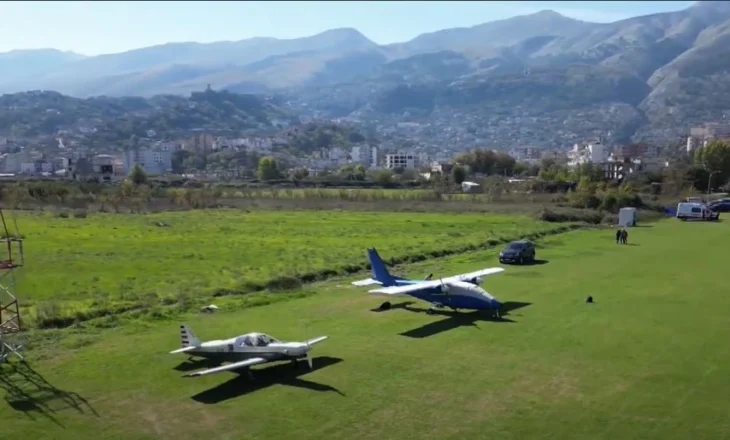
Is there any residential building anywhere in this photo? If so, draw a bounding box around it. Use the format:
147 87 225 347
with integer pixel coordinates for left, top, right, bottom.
690 123 730 139
386 152 419 169
184 133 214 154
239 137 273 153
687 123 730 154
430 162 454 175
613 143 658 159
52 157 69 173
567 141 606 168
123 147 172 175
20 162 36 174
92 154 116 182
328 148 348 161
154 141 181 152
350 145 379 168
2 151 30 174
603 154 668 180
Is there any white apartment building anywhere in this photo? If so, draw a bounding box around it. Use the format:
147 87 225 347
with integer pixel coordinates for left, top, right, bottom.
567 142 606 168
385 152 426 169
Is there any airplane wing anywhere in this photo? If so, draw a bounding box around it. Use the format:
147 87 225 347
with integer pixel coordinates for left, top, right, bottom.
304 336 328 346
443 267 505 283
352 278 382 287
169 346 197 355
368 280 442 296
183 357 269 378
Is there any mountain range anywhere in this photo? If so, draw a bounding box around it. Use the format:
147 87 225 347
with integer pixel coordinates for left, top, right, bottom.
3 1 730 145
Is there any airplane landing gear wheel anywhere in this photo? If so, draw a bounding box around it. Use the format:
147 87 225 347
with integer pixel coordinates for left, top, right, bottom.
379 301 392 311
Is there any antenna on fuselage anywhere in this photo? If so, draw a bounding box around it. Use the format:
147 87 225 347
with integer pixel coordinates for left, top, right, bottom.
439 278 449 294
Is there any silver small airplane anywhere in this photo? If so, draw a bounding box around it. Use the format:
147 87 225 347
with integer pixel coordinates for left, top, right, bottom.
170 324 328 378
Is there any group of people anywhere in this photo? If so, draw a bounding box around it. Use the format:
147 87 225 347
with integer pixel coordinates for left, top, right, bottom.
615 227 629 244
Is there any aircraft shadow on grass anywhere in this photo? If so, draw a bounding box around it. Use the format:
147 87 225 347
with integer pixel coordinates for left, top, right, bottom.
376 301 532 339
189 356 345 404
0 360 98 427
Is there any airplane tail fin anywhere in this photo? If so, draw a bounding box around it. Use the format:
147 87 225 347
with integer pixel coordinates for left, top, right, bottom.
180 324 201 347
367 247 396 286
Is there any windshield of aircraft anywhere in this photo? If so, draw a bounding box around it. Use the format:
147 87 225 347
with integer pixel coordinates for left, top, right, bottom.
235 333 279 347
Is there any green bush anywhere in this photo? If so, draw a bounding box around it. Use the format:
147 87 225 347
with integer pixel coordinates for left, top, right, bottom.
537 208 603 224
568 190 645 213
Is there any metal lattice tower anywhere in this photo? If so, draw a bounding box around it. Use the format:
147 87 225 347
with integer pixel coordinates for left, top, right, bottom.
0 208 24 363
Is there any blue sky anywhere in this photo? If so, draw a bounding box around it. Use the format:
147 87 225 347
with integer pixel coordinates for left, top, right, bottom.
0 1 695 55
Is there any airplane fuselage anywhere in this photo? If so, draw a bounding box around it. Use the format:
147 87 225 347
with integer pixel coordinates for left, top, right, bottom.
373 280 502 310
412 287 501 310
188 339 309 363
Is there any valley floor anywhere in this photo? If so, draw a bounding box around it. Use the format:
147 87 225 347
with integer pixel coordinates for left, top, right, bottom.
2 219 730 440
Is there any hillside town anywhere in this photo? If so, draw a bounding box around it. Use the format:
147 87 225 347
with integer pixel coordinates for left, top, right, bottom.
0 118 728 183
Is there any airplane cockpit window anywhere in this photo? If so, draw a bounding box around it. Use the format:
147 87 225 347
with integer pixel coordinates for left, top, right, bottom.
236 336 254 347
255 335 268 346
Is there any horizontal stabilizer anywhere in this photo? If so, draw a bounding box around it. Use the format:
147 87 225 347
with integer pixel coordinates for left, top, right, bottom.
305 336 328 346
184 357 268 378
170 346 197 355
352 278 381 287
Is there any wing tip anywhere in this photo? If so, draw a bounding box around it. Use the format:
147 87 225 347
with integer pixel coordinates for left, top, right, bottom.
308 336 329 345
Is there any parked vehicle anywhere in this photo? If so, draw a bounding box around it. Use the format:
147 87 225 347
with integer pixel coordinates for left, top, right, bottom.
708 201 730 213
499 240 536 264
676 202 720 221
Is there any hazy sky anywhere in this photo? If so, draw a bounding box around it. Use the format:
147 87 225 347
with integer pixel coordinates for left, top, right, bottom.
0 1 695 56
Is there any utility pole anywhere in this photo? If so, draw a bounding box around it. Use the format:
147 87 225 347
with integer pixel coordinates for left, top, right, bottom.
708 170 717 196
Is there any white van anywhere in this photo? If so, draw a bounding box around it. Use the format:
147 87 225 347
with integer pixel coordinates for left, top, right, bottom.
676 202 719 221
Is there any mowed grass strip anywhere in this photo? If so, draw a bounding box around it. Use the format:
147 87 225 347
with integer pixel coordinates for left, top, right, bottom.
3 219 730 440
14 210 556 303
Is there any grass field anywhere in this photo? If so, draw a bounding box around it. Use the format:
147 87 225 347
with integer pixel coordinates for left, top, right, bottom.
2 218 730 439
9 210 563 327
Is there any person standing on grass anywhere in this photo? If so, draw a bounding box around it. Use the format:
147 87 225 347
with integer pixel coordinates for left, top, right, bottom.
621 228 628 244
615 228 621 244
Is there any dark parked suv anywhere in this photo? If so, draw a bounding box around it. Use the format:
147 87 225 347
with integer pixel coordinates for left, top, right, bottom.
499 240 536 265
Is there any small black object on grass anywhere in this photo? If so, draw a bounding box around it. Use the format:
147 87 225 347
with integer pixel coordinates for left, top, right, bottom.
586 296 594 303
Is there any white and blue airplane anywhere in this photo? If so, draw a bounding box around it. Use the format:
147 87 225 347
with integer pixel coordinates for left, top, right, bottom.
352 247 505 316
